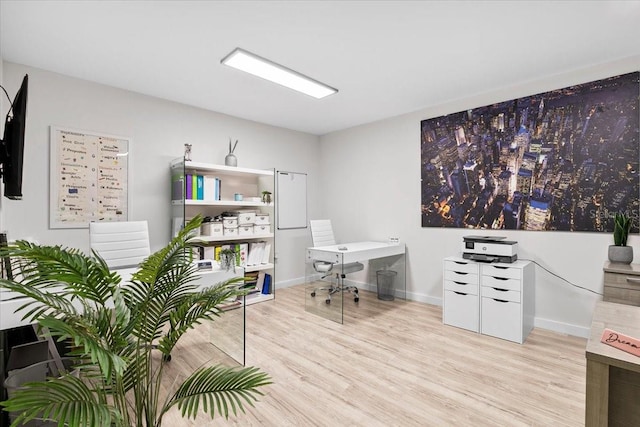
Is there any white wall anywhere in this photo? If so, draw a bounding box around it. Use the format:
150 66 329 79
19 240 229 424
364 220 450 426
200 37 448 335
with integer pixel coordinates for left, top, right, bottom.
319 55 640 338
0 62 321 286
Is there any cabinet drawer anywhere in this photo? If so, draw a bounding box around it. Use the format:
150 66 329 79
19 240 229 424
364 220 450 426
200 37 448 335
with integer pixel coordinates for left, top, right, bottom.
444 270 478 285
603 285 640 306
481 286 520 303
443 290 479 332
481 264 521 280
444 260 477 274
481 297 522 343
604 272 640 290
482 275 521 292
444 280 478 295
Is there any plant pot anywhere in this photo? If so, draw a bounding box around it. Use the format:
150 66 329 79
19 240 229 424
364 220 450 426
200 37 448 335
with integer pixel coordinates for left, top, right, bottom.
608 245 633 264
225 153 237 167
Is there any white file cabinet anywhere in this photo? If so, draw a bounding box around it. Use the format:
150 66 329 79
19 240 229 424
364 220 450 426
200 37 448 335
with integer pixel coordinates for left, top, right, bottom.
443 257 480 332
480 260 534 344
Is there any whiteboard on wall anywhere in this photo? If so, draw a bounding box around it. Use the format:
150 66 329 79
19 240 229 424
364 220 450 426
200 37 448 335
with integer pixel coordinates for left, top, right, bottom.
276 171 307 230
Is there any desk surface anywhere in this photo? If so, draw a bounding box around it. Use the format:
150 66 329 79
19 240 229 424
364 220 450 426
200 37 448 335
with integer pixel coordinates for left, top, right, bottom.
586 301 640 373
307 241 405 264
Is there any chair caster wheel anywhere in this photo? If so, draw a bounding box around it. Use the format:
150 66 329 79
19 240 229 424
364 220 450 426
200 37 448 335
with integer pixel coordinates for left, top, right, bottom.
163 354 172 362
311 292 316 297
325 299 331 304
354 297 359 303
354 289 359 294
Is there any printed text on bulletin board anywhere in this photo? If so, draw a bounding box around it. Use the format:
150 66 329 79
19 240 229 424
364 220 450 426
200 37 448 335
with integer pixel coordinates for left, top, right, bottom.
50 126 131 228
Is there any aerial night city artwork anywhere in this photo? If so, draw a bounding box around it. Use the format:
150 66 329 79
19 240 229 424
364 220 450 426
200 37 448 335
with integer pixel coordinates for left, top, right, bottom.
420 72 639 233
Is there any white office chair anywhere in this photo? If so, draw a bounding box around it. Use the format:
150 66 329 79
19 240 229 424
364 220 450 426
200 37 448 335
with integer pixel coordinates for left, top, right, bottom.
309 219 363 304
89 220 151 269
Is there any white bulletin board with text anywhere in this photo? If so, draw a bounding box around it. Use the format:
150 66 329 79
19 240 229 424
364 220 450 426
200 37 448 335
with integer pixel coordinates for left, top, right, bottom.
49 126 131 229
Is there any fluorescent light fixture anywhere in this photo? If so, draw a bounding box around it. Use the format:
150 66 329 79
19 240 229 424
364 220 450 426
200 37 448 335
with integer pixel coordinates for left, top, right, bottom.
221 48 337 99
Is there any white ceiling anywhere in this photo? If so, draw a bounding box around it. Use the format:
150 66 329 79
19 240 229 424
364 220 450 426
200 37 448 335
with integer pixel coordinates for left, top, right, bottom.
2 1 640 136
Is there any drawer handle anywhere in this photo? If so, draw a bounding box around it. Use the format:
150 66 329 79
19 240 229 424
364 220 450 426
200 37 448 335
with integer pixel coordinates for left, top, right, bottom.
492 288 508 292
453 261 468 265
493 298 509 303
454 272 469 275
453 281 467 285
627 278 640 284
490 276 508 281
454 291 468 296
492 266 508 270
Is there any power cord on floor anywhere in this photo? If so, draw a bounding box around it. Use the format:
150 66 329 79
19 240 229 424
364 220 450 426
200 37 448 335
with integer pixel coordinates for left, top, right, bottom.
520 258 603 296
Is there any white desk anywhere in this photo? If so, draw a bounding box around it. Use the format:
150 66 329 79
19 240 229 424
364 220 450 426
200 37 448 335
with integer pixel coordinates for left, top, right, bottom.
0 267 240 331
305 241 406 323
307 241 406 265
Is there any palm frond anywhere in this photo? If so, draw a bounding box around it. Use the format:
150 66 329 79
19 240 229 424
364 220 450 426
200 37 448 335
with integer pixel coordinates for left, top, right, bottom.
163 365 272 420
37 316 128 380
156 278 246 355
1 373 120 427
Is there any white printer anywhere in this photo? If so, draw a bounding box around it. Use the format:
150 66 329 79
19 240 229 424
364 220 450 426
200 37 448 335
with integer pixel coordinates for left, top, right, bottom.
462 235 518 263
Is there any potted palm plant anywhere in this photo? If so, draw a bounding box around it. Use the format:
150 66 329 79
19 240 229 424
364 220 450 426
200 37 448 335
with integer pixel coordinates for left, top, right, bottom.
0 216 270 426
608 212 633 264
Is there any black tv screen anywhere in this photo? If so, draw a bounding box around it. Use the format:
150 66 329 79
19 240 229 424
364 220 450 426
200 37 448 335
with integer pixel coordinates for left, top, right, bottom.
1 74 28 200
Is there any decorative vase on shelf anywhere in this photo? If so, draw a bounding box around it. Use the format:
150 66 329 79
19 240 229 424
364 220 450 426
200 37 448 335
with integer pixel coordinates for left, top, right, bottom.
225 153 237 167
225 138 238 167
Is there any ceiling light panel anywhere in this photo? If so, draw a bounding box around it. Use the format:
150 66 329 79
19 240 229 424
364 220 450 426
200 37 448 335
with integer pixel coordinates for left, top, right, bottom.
221 48 337 99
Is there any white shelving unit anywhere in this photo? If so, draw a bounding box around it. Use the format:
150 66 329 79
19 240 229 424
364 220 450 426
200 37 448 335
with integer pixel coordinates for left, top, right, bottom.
171 159 275 307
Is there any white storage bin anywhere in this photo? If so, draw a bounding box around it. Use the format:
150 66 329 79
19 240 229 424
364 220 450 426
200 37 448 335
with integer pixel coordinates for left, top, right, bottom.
222 216 238 228
254 214 270 225
238 225 254 236
223 227 239 237
201 221 223 237
237 212 256 225
254 224 270 235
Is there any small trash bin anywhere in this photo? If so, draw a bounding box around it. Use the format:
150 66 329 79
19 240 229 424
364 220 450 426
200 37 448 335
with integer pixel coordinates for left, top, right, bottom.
376 270 397 301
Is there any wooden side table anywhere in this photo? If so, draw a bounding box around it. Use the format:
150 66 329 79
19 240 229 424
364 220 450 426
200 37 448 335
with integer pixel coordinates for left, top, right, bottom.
586 301 640 426
603 262 640 306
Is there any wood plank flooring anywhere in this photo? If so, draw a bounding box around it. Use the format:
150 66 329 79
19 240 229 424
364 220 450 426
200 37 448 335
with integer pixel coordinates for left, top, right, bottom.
163 285 587 426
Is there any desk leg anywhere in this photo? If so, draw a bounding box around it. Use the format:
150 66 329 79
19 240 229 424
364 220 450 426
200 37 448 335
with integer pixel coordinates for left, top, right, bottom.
586 358 609 427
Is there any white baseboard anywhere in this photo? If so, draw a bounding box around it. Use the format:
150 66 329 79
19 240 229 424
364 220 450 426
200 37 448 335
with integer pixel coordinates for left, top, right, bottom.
534 317 590 338
280 278 590 338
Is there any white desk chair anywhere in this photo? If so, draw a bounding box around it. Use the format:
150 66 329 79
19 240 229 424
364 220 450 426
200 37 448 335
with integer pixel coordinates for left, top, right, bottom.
309 219 363 304
89 220 150 269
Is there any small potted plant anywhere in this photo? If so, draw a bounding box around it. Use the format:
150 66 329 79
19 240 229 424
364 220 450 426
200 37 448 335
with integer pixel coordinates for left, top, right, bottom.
608 212 633 264
261 191 272 204
219 248 236 271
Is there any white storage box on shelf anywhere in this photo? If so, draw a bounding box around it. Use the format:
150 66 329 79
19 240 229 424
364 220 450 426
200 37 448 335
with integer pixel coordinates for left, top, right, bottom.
254 213 270 225
201 221 223 237
235 211 256 226
238 225 254 236
223 227 239 237
222 216 238 228
254 224 270 236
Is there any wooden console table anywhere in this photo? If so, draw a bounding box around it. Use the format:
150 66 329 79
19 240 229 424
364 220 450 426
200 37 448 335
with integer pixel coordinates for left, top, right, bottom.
586 301 640 426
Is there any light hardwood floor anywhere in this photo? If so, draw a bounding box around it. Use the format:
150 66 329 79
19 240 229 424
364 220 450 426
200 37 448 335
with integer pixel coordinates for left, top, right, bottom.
163 285 587 426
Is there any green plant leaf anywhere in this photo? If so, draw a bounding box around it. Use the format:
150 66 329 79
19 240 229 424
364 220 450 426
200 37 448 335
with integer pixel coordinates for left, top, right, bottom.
163 365 272 420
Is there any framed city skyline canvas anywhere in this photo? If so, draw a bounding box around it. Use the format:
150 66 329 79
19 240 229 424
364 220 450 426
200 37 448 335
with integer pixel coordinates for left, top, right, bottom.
420 71 640 232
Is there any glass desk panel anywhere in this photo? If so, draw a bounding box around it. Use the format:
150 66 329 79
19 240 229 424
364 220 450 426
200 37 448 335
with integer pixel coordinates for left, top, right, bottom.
305 242 406 324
